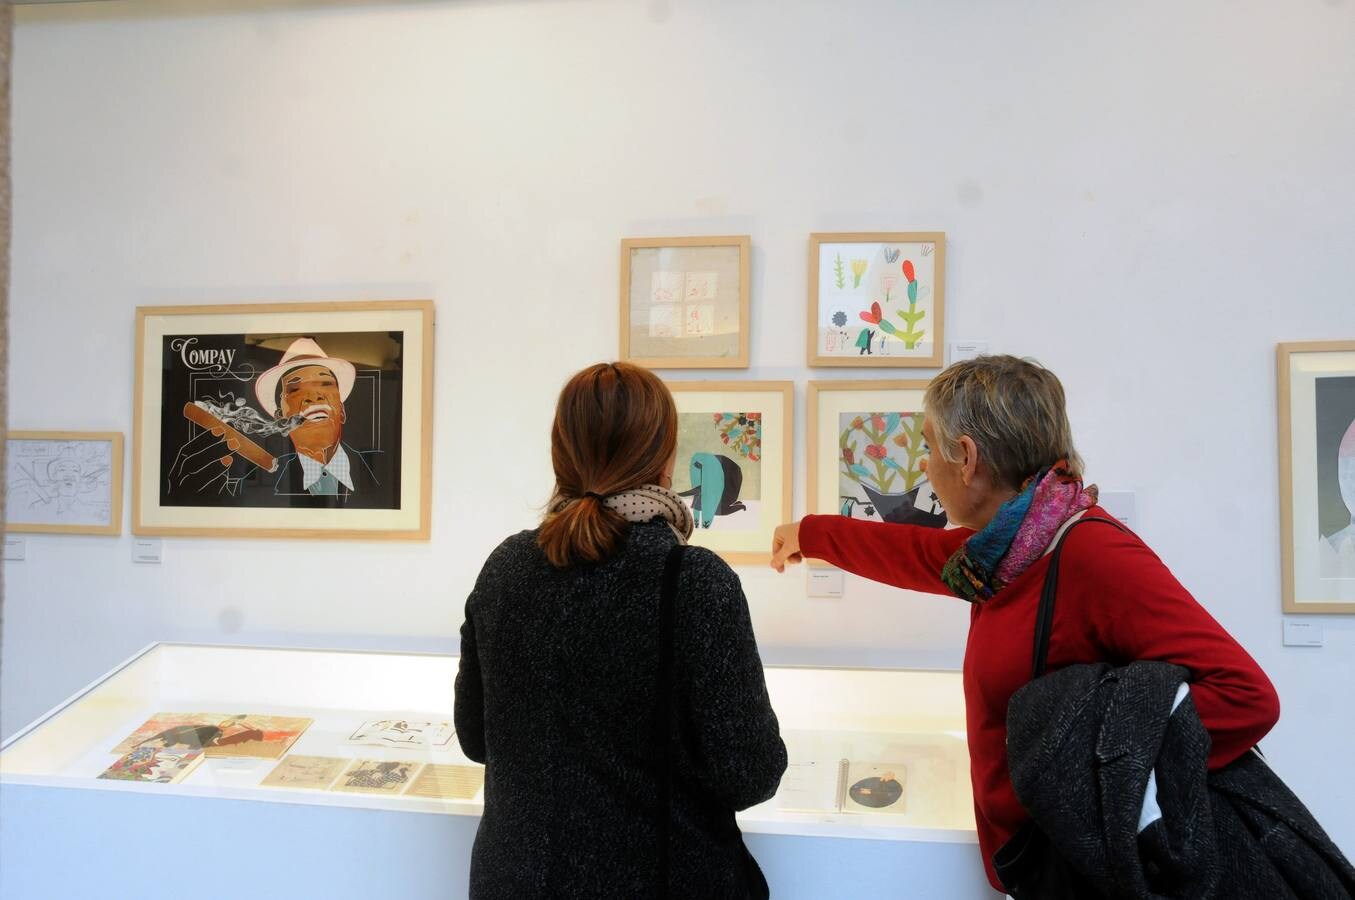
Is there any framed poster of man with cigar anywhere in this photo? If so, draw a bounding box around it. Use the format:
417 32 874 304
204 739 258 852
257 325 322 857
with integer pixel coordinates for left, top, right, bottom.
133 301 434 540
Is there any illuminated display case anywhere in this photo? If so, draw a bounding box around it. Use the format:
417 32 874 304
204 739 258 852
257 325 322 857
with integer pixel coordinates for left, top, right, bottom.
0 643 997 898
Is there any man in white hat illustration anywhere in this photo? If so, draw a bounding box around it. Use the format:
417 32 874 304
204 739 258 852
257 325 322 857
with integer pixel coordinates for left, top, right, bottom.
165 336 388 505
254 337 383 499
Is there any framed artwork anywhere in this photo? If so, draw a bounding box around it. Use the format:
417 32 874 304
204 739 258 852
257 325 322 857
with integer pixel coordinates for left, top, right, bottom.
4 431 123 535
1277 340 1355 613
666 381 793 565
620 235 750 368
808 232 945 368
807 381 948 542
133 300 434 540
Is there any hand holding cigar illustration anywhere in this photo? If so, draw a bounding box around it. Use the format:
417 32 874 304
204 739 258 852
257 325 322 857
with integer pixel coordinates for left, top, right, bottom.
166 401 283 496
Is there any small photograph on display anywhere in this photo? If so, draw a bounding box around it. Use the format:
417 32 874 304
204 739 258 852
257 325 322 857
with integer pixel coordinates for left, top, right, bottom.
347 720 455 749
98 746 204 785
332 759 421 795
112 712 312 760
674 412 762 532
1316 375 1355 578
837 411 945 527
404 763 486 801
260 755 349 791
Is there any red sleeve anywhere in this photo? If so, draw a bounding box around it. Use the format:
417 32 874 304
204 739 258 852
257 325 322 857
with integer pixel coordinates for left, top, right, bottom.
798 514 972 596
1062 522 1280 769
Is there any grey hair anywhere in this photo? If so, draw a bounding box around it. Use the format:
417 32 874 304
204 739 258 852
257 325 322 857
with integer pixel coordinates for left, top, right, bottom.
922 355 1083 490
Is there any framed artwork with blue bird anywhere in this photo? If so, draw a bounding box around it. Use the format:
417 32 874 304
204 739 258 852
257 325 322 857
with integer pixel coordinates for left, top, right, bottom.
666 381 793 565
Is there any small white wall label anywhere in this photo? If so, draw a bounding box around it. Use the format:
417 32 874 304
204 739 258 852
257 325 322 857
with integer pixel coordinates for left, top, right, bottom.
1282 620 1323 647
132 537 163 565
948 340 989 364
808 569 844 598
1099 491 1137 528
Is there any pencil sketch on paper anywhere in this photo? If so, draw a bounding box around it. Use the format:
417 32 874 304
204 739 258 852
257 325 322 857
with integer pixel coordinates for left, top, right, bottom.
684 271 718 302
5 438 114 528
650 271 684 304
347 719 455 749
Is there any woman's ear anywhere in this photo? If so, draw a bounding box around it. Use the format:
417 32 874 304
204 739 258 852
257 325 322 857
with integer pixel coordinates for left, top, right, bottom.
957 435 980 486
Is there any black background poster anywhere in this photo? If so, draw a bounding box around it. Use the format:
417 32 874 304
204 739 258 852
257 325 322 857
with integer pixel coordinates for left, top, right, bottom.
158 330 404 510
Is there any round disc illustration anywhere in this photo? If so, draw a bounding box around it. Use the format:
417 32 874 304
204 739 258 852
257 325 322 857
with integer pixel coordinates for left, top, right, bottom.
849 775 903 809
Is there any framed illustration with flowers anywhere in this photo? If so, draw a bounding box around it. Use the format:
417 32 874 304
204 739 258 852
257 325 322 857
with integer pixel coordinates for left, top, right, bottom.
808 232 945 368
620 236 751 368
807 381 948 558
133 300 434 540
665 381 793 565
1277 340 1355 613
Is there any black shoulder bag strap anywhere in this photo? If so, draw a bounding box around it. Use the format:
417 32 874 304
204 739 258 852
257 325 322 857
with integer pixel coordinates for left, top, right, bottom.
1032 515 1129 679
654 543 686 899
995 515 1132 898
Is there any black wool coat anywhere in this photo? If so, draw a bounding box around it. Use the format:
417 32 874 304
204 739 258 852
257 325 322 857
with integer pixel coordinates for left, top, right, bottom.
454 521 788 899
1004 660 1355 899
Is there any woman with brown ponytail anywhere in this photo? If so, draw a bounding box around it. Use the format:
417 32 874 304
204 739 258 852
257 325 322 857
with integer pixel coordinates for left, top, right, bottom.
454 362 787 900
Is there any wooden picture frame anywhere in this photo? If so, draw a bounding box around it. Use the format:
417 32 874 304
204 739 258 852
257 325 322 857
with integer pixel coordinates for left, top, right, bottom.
4 431 124 535
1277 340 1355 613
665 380 793 565
806 381 948 566
808 232 945 368
620 236 750 368
133 300 434 541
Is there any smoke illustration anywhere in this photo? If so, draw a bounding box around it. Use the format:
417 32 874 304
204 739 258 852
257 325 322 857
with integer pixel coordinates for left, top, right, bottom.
194 396 305 437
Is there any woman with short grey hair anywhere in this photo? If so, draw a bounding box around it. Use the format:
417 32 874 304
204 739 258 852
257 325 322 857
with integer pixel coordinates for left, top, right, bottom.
770 354 1278 894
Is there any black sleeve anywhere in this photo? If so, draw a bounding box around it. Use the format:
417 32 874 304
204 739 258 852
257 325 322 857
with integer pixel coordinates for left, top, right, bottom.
454 591 486 764
677 550 788 811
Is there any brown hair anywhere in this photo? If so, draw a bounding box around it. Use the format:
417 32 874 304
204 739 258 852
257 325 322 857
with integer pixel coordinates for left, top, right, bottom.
923 355 1083 490
537 362 678 568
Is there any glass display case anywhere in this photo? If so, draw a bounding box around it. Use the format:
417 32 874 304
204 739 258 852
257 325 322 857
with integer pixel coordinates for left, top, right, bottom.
0 644 996 898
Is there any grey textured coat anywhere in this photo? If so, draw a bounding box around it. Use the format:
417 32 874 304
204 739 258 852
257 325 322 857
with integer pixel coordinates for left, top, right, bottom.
454 521 788 899
1004 661 1355 898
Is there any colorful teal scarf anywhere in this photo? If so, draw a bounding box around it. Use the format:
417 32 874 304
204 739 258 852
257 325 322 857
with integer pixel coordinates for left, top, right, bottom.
940 462 1098 603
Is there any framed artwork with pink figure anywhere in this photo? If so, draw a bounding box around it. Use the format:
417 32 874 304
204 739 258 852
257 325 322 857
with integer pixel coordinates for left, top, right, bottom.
808 233 945 368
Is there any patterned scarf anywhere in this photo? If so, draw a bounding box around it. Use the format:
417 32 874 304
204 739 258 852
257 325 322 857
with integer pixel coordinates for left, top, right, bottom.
940 462 1098 603
552 484 695 543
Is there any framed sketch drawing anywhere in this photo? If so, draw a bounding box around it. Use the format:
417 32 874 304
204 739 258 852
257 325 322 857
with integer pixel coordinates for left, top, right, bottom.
620 236 750 368
133 300 434 540
666 381 793 565
807 381 948 545
4 431 124 535
1278 340 1355 613
808 232 945 368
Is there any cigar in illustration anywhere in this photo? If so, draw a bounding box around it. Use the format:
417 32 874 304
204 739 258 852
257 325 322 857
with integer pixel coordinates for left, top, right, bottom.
182 402 280 474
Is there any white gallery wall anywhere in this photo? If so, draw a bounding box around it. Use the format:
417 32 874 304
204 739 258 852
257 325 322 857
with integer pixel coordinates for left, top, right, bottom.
5 0 1354 853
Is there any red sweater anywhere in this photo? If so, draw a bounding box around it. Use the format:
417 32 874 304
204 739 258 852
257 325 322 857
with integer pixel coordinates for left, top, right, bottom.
799 509 1280 892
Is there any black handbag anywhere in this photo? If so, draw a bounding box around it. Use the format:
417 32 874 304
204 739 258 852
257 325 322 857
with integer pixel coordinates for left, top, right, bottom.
654 544 769 900
992 515 1127 899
